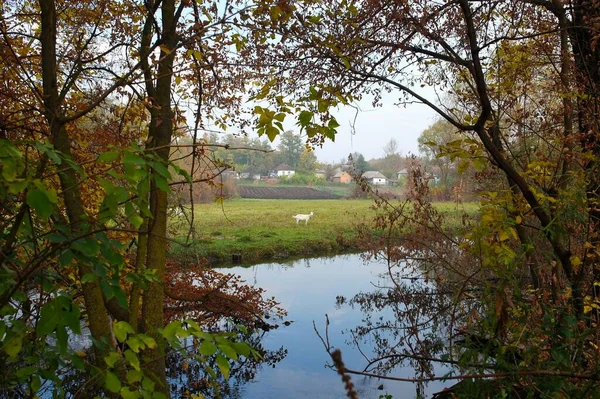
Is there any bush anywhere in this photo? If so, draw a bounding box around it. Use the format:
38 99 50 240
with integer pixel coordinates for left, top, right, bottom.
176 178 238 204
280 173 326 185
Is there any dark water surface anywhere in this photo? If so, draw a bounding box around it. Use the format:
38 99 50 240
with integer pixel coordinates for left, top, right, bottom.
216 254 449 399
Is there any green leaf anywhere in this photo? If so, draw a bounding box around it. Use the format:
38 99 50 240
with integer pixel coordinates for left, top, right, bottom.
123 153 145 166
142 377 155 392
46 233 67 243
26 188 53 219
30 375 41 394
35 142 62 165
4 333 23 358
215 354 230 379
298 110 313 126
63 303 81 334
317 99 329 113
72 237 100 257
327 118 340 129
126 369 143 384
97 151 120 163
7 178 28 194
2 157 17 180
124 349 140 371
265 126 279 142
36 302 58 336
114 321 134 343
199 340 217 356
104 352 121 368
16 365 37 378
71 353 85 370
105 371 121 393
113 286 128 308
232 342 251 357
154 175 170 193
81 273 96 283
139 334 157 350
151 162 171 179
120 387 141 399
218 344 238 361
162 321 181 341
56 324 68 354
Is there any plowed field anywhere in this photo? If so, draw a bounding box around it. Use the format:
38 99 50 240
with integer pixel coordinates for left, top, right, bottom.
237 186 340 199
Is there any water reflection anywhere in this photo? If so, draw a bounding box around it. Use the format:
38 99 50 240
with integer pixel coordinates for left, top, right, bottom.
216 254 451 399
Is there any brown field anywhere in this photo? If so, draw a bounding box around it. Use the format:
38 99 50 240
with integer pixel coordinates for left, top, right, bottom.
237 186 341 199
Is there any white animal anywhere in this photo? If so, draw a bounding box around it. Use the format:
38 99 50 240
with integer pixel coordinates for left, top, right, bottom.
292 212 313 225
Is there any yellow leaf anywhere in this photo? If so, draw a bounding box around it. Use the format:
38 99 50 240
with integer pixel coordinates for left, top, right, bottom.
515 215 522 224
481 213 494 223
498 230 509 242
159 44 172 55
571 256 582 266
584 305 593 314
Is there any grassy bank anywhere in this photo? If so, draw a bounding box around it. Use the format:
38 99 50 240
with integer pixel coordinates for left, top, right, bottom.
168 199 476 266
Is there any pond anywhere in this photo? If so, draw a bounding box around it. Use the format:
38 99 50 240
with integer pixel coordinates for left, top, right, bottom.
216 254 451 399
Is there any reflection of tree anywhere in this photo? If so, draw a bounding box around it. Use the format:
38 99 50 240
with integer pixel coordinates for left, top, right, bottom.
167 326 287 399
161 260 288 397
326 172 535 395
338 268 456 380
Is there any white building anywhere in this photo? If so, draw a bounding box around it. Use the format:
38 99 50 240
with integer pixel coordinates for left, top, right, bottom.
273 163 296 177
362 171 387 185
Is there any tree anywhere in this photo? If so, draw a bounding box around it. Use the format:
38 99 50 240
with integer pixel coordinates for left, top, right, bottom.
297 149 318 174
350 152 370 173
250 0 600 395
383 138 399 157
0 1 286 397
417 119 461 188
276 130 304 168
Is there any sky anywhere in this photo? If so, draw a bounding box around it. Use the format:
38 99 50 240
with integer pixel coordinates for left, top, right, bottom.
311 98 439 163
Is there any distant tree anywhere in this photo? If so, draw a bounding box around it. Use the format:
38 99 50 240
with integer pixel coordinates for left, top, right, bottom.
370 153 403 179
277 130 304 168
383 138 399 157
350 152 370 173
246 138 274 176
417 119 461 187
323 163 337 180
297 150 318 174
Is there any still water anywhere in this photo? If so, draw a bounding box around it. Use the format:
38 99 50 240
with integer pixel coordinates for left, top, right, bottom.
216 254 449 399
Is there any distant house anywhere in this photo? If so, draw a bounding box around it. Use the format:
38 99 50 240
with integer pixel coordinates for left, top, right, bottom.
362 171 387 185
332 171 352 184
397 169 409 179
222 170 240 180
315 169 326 179
273 163 295 177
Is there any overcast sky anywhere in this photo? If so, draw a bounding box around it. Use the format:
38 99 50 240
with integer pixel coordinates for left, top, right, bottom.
311 98 438 163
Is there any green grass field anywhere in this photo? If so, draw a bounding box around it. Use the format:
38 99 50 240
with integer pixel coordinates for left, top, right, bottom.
168 199 477 266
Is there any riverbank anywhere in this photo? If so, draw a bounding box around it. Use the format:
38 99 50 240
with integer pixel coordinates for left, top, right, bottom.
168 199 476 267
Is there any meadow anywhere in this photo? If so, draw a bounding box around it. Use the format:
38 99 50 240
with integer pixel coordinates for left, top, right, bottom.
168 198 477 266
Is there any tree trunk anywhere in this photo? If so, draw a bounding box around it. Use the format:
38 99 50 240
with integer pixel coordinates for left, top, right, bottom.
39 0 115 362
139 0 178 395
